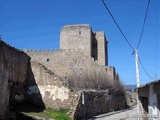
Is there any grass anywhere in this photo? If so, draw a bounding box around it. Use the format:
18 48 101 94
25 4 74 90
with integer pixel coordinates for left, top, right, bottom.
26 108 71 120
11 102 71 120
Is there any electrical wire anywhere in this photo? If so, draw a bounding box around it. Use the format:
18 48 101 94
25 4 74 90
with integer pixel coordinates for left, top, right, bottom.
102 0 135 51
138 57 153 79
102 0 153 80
136 0 151 49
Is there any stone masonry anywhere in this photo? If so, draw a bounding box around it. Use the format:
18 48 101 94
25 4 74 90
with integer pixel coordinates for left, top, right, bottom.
60 24 108 66
0 40 30 119
27 61 80 110
25 24 115 81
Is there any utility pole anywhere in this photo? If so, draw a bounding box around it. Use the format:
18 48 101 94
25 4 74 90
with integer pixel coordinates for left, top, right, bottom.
82 91 85 120
133 49 141 120
135 49 140 87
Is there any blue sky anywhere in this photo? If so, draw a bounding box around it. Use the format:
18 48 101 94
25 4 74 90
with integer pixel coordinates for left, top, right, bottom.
0 0 159 85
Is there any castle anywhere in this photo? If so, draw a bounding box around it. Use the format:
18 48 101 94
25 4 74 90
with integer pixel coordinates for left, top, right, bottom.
0 24 125 119
24 24 116 81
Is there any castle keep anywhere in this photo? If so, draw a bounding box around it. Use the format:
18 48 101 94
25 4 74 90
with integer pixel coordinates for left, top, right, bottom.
60 24 108 66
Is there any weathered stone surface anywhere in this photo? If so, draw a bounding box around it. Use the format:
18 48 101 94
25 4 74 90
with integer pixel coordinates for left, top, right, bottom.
60 24 92 59
126 91 137 106
27 61 80 109
72 90 126 119
0 40 30 119
60 24 108 66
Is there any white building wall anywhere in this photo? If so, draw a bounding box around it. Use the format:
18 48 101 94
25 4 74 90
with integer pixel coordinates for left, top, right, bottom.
149 84 158 120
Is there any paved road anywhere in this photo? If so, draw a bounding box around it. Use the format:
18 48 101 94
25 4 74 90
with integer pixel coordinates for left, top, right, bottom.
90 106 138 120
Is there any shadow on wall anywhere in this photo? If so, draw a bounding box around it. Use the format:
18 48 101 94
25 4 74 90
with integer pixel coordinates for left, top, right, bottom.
10 60 45 119
0 40 45 119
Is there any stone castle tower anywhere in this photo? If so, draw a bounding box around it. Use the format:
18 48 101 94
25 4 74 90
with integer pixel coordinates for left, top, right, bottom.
23 24 116 80
60 24 108 66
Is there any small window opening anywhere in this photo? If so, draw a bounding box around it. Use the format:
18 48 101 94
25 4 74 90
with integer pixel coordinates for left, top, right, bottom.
46 58 49 62
79 31 81 35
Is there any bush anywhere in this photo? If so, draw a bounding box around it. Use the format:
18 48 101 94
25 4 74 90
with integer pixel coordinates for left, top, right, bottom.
67 65 125 94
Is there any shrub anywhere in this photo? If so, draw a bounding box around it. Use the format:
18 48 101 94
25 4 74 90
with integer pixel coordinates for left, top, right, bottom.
67 65 125 94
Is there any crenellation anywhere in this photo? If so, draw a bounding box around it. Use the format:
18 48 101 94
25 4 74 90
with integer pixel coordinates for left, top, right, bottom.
24 48 91 60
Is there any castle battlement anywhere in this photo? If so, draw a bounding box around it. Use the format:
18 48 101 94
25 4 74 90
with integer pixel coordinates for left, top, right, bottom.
24 48 82 53
23 49 56 52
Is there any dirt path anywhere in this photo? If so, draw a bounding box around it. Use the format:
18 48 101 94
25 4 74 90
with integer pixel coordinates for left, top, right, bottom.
90 106 138 120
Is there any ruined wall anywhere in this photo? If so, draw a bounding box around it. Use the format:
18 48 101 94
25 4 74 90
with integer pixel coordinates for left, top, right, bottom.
27 61 80 110
0 40 30 119
72 90 126 119
60 24 92 58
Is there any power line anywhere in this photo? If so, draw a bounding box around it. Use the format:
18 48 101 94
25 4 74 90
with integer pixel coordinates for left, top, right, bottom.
138 57 153 79
102 0 153 80
136 0 151 49
101 0 135 51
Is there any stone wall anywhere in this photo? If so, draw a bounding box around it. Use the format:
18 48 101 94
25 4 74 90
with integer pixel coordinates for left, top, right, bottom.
126 91 137 107
95 31 108 66
0 39 126 120
27 61 80 110
25 60 126 119
0 40 30 119
24 49 113 81
105 66 116 80
60 24 108 66
60 24 92 58
72 90 126 119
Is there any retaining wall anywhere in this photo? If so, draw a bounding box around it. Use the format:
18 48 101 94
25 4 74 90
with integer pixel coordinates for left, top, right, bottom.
72 90 126 119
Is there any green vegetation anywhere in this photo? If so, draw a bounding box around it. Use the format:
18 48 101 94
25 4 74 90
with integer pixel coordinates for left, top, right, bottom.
26 108 71 120
11 102 71 120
